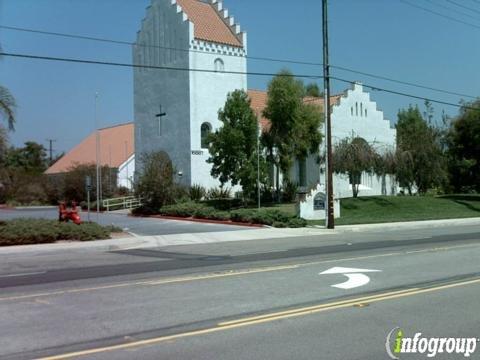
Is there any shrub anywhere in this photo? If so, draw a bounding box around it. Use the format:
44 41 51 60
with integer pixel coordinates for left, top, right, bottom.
173 184 190 203
206 187 232 200
63 164 117 203
116 186 131 197
189 184 206 202
193 207 230 221
134 151 177 210
282 179 298 203
159 202 206 217
131 204 158 216
0 219 118 246
230 208 257 223
287 217 308 228
203 198 243 211
230 208 305 227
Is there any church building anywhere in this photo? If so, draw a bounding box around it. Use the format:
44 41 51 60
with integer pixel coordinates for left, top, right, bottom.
134 0 397 201
134 0 247 189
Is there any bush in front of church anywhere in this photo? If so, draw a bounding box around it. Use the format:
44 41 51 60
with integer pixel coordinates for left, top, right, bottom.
156 203 306 227
134 151 181 211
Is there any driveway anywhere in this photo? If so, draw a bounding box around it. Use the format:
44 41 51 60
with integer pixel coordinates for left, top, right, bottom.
0 208 249 236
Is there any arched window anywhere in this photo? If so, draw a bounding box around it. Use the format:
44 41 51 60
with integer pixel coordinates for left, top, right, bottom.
360 103 363 117
314 193 326 210
214 58 224 72
201 122 212 149
356 102 358 116
365 108 368 117
351 107 353 116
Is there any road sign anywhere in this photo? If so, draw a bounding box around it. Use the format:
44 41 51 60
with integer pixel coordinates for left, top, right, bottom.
319 267 381 289
85 176 92 191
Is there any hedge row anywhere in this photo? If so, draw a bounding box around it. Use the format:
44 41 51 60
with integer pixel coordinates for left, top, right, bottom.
0 219 121 246
158 203 307 228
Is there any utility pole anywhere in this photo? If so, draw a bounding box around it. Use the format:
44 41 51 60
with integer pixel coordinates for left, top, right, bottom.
322 0 335 229
256 112 261 209
46 139 56 164
95 92 100 220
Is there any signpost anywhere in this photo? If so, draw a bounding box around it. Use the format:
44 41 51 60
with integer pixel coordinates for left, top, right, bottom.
85 176 92 222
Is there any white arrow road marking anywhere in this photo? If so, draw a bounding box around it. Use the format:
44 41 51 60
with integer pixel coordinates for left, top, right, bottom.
330 273 372 289
319 267 382 289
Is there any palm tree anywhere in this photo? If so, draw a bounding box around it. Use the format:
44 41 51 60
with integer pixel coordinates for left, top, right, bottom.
0 45 16 130
0 85 16 130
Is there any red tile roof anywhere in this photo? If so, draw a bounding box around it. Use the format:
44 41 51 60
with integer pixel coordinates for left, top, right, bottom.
45 123 134 174
176 0 242 47
247 90 341 132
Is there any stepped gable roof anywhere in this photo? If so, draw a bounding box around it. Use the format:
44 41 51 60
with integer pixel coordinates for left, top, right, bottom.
176 0 242 47
45 123 134 175
247 90 341 132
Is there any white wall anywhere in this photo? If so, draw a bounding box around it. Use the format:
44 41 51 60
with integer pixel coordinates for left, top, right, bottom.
117 154 135 190
189 41 247 189
292 83 398 198
331 83 396 149
299 183 340 220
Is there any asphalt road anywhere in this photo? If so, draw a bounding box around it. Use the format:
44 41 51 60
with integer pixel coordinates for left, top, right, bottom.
1 224 480 359
0 208 248 236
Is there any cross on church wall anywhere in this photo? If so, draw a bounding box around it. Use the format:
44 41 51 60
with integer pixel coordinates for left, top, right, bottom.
155 105 166 136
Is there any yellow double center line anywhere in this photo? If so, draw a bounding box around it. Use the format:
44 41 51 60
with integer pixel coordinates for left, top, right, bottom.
38 277 480 360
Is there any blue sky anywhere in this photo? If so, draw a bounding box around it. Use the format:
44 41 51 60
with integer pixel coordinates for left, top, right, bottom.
1 0 479 155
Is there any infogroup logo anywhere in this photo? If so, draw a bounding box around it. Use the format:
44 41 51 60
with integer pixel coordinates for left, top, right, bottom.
385 327 479 359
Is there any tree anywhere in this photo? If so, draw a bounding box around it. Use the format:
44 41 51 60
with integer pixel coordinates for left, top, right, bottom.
333 136 377 198
305 83 323 97
0 126 7 165
5 141 49 174
0 46 16 130
0 86 15 131
262 69 323 194
207 90 268 200
373 148 397 195
63 163 117 203
396 105 446 194
446 99 480 193
134 151 178 211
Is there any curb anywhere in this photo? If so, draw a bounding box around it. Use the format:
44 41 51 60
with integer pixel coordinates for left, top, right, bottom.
331 217 480 232
133 214 265 228
4 206 57 210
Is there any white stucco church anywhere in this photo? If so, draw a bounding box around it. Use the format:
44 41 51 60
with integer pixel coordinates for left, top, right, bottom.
133 0 398 210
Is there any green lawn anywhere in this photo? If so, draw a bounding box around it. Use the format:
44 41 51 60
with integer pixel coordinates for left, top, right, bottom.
306 194 480 226
259 195 480 226
251 203 298 216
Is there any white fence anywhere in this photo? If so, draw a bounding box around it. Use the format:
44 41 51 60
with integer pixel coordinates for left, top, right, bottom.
102 196 142 212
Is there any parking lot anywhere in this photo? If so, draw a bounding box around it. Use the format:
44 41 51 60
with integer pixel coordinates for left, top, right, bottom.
0 207 249 236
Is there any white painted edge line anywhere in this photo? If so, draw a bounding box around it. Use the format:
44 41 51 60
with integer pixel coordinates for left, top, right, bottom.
0 271 46 278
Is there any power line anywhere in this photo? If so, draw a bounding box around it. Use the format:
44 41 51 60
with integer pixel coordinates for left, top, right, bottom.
0 51 323 79
331 76 480 112
330 65 477 99
423 0 480 22
0 25 322 67
446 0 480 15
2 51 478 112
400 0 480 30
2 24 476 99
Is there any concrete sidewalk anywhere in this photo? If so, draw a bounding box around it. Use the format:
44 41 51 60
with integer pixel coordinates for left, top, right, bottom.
0 217 479 255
